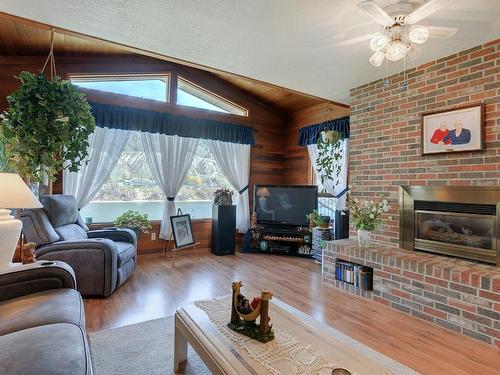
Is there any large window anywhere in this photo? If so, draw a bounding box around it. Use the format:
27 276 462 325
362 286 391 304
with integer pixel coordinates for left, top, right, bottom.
314 171 337 218
177 77 248 116
79 133 235 223
71 74 171 102
75 73 245 223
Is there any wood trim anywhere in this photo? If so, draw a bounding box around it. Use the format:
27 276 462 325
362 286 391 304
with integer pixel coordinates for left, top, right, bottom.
0 10 348 108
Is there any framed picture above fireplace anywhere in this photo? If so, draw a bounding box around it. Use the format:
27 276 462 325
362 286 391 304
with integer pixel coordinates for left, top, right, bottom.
421 104 483 155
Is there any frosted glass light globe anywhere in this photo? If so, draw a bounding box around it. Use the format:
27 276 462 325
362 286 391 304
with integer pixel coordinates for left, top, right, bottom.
369 50 385 67
386 40 409 61
408 26 430 44
369 33 391 52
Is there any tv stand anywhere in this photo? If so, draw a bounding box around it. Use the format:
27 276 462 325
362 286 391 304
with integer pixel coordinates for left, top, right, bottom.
242 223 312 257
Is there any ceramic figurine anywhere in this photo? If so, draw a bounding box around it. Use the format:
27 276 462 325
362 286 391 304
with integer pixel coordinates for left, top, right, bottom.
229 281 274 342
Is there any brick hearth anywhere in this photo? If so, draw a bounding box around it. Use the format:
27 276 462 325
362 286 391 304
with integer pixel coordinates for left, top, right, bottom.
323 239 500 346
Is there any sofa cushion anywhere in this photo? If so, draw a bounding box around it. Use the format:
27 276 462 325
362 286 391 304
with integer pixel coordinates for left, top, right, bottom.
55 224 88 241
0 323 92 375
42 195 79 228
0 289 84 336
116 241 135 266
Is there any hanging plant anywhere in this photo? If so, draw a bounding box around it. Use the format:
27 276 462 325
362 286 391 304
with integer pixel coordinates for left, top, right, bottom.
315 129 343 186
0 72 95 182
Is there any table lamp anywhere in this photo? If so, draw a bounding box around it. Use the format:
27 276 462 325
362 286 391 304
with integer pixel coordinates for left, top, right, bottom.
0 173 43 268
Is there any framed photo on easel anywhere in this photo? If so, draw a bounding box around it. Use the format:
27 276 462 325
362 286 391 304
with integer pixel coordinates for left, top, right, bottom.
170 214 195 248
421 104 483 155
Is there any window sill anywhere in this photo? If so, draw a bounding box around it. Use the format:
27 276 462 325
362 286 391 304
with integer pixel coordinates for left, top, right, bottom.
87 218 212 228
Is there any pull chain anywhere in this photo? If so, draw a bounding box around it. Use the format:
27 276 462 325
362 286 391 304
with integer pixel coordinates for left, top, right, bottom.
402 55 408 91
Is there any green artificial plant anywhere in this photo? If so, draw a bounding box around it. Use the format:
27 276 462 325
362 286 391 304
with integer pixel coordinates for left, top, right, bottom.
307 209 330 228
0 71 95 183
114 210 152 234
315 129 343 186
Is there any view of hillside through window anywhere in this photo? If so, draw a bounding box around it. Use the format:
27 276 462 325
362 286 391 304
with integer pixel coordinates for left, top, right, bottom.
80 132 235 223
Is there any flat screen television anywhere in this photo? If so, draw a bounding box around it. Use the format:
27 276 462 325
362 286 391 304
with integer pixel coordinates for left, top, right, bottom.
253 185 318 226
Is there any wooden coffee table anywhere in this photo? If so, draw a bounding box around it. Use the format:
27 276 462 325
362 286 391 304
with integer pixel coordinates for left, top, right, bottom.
174 297 418 375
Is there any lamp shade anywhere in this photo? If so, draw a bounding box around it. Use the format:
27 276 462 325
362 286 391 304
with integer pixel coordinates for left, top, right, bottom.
0 173 42 209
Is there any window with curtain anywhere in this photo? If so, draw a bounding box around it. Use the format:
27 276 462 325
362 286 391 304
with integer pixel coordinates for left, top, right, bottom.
313 169 337 220
79 133 235 223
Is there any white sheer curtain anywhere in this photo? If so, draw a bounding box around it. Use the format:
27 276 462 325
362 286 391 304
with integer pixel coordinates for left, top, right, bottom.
208 140 251 232
63 127 130 209
141 133 199 239
307 139 349 210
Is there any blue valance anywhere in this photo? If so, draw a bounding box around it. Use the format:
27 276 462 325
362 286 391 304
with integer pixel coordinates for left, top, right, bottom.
298 116 350 146
89 102 255 145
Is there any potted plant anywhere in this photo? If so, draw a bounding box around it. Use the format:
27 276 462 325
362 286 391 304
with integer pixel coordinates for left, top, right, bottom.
114 210 152 238
347 196 391 247
213 188 234 205
0 72 95 188
307 209 330 229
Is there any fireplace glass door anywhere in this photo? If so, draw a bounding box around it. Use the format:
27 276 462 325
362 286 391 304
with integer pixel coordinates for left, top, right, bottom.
415 210 495 251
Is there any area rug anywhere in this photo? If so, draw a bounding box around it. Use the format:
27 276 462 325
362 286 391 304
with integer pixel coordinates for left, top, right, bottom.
88 317 210 375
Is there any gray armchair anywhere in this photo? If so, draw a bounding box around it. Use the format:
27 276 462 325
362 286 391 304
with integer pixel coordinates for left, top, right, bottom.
20 195 137 297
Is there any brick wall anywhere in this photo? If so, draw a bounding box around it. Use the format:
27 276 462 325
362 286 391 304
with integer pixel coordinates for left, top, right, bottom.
324 239 500 346
349 39 500 245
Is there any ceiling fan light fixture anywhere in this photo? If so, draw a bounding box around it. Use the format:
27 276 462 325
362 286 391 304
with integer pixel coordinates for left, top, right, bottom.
386 40 409 61
369 33 391 51
369 50 385 67
408 26 430 44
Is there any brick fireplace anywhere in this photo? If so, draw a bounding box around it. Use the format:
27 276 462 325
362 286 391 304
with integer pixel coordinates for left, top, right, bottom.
322 39 500 347
400 185 500 265
349 39 500 246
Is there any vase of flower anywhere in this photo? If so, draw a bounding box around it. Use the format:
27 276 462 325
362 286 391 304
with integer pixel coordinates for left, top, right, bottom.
347 195 392 248
357 229 372 247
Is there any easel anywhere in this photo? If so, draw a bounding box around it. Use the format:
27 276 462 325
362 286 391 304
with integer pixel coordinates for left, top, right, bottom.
162 209 200 268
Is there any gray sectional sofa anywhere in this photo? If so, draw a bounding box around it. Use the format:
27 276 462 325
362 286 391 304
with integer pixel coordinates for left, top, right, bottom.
0 261 92 374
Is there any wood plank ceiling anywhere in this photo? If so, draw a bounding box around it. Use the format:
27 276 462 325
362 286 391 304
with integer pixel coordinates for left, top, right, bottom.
0 15 344 114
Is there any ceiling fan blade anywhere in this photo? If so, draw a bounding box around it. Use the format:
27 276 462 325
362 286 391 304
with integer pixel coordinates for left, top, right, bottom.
426 26 458 38
357 1 393 26
334 32 379 46
406 46 422 60
406 0 452 24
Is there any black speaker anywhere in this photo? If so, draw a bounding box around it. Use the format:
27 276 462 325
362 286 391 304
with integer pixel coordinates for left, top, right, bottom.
211 205 236 255
334 210 349 240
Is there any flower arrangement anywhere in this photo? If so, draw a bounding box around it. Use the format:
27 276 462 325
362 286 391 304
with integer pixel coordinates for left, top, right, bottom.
114 210 152 234
213 188 234 205
347 197 391 232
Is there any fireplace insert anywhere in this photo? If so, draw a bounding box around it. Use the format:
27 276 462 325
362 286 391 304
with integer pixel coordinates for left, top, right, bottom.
400 186 500 266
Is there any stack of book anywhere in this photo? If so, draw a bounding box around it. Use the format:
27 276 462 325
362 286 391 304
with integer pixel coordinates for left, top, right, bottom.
335 260 373 290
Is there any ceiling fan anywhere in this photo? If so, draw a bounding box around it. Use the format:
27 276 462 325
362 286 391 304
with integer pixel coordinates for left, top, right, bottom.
356 0 458 66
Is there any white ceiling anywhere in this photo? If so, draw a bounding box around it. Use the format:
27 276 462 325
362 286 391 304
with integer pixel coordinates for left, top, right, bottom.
1 0 499 104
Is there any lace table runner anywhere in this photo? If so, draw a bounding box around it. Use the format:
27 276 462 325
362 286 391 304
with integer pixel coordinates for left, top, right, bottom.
195 296 362 375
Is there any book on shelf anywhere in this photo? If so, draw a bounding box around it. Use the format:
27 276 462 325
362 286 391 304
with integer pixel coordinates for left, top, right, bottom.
335 260 373 290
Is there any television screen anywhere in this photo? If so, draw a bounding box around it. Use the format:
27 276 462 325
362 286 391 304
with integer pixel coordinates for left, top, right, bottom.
253 185 318 226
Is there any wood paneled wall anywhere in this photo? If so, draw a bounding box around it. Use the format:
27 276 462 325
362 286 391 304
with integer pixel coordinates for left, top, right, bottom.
283 103 350 185
0 54 346 254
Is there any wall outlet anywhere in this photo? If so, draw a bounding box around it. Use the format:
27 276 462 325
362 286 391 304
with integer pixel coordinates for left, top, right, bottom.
151 232 157 241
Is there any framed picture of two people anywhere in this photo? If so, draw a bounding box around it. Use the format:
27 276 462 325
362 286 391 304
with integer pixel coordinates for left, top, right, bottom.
422 104 483 155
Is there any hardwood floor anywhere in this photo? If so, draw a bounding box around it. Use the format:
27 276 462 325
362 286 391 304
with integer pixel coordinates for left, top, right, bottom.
84 253 500 374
